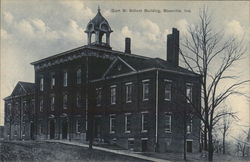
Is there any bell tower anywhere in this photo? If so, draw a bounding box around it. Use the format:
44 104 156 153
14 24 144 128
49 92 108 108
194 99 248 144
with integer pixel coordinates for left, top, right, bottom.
85 6 113 49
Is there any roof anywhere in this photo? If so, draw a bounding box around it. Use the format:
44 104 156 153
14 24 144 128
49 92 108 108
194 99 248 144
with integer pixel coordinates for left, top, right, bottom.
4 81 35 100
30 45 199 77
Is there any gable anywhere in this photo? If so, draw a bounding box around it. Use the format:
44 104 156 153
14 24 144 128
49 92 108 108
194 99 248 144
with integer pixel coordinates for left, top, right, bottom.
11 83 27 96
103 57 136 78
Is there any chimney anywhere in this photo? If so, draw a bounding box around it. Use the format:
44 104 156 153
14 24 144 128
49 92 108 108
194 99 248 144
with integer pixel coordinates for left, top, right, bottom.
125 37 131 54
167 28 179 66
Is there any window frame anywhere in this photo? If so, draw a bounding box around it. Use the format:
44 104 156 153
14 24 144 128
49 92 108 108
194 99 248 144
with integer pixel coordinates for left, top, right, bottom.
50 95 55 111
141 111 149 133
164 80 172 101
110 85 117 105
164 113 172 133
76 93 81 108
40 77 44 91
63 71 68 87
125 113 131 133
50 73 55 89
186 83 193 103
142 80 150 101
39 98 43 112
76 68 82 84
96 87 102 106
63 93 68 109
125 82 132 103
109 114 116 134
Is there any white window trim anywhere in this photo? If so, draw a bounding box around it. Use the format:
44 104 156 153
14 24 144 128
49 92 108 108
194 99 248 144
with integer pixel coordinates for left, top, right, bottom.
40 77 44 91
76 68 82 84
125 113 131 133
142 82 149 101
187 119 193 134
141 112 148 133
110 85 116 105
76 120 80 133
165 113 172 133
186 83 193 103
164 80 172 101
63 94 68 109
63 71 68 87
125 83 132 103
96 88 102 106
142 79 150 83
50 95 55 111
109 114 115 134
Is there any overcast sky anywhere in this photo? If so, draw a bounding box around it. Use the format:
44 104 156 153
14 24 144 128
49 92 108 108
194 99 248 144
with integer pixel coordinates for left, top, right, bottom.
1 0 249 138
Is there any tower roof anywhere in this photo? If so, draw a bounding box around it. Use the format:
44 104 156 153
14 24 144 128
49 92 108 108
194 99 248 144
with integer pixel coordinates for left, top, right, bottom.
85 7 112 33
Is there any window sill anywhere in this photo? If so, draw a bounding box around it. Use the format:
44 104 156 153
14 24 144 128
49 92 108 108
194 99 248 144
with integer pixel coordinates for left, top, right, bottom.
125 131 131 134
164 99 171 101
110 131 115 134
165 131 172 133
126 101 132 104
142 99 149 101
141 130 148 133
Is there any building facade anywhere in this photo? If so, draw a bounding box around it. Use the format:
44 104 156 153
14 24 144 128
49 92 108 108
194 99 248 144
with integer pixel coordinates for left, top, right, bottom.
4 8 201 153
4 82 35 140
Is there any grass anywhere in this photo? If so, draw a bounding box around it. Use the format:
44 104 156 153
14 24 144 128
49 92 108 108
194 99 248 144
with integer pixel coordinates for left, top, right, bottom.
0 141 150 162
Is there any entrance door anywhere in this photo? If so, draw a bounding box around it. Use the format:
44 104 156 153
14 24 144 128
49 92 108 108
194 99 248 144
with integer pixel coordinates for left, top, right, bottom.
30 122 34 140
94 117 101 138
62 121 68 139
141 139 148 152
187 141 193 153
49 120 55 139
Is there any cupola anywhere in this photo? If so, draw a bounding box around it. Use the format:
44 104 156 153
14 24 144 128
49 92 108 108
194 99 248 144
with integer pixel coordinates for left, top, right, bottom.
85 6 113 49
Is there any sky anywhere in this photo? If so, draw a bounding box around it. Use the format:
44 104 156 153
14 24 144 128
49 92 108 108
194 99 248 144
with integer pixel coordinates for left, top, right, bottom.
1 0 249 138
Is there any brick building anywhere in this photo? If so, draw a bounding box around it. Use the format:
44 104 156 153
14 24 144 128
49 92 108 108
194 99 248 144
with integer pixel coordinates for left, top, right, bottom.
4 82 35 140
4 8 201 153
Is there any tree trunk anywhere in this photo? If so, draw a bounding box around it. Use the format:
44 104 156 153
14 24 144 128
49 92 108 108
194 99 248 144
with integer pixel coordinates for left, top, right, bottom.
208 128 213 161
222 131 226 154
88 113 93 150
183 115 187 160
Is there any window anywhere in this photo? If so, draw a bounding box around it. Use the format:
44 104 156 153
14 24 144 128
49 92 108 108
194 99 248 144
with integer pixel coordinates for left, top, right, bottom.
63 71 68 87
76 93 81 108
50 95 55 111
141 112 148 132
165 113 172 132
76 68 81 84
186 83 192 103
63 94 68 109
40 77 44 91
110 114 115 133
125 83 132 103
125 113 131 133
76 120 81 133
110 85 116 105
39 98 43 112
96 88 102 106
128 138 134 151
164 80 172 101
187 118 193 134
142 80 149 101
51 73 55 89
7 103 11 111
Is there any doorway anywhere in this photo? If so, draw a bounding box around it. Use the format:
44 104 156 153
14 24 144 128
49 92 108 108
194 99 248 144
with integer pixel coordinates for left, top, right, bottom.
94 116 101 138
141 139 148 152
62 120 68 139
30 122 34 140
49 120 55 139
187 140 193 153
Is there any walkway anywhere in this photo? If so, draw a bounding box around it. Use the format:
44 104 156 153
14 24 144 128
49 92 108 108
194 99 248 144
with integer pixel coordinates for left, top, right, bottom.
46 140 170 162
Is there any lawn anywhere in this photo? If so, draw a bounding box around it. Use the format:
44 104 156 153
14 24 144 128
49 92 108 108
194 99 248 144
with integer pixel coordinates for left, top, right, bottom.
0 141 150 162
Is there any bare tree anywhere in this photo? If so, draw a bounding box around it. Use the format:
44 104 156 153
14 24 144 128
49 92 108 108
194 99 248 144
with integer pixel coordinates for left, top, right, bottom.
235 130 249 157
179 7 249 161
